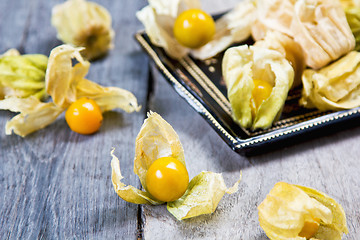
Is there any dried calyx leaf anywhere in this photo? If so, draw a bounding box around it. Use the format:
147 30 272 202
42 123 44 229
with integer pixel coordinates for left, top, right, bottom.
0 44 140 137
45 44 141 113
300 51 360 111
51 0 115 60
0 49 48 100
258 182 348 240
0 96 63 137
111 111 241 220
222 45 294 130
167 171 241 220
137 0 257 60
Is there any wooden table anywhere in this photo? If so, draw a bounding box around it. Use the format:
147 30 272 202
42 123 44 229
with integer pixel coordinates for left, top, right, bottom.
0 0 359 239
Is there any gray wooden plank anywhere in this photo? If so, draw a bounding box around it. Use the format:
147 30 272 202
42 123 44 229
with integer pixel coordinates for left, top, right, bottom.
0 0 148 239
141 1 360 239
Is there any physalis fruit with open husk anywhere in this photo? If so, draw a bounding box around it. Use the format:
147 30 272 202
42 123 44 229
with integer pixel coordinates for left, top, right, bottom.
111 111 241 220
137 0 256 59
51 0 115 60
222 45 294 130
0 44 140 137
258 182 348 240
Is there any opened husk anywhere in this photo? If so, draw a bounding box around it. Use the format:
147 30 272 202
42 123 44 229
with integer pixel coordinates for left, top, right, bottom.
111 111 241 220
258 182 348 240
222 45 294 130
45 44 140 113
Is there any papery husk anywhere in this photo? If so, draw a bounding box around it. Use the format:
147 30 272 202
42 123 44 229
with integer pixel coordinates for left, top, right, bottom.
251 19 268 42
45 45 88 109
51 0 114 60
133 111 185 189
256 0 296 37
191 0 257 59
45 44 140 113
111 111 241 220
76 78 141 113
111 111 185 205
137 0 257 60
0 96 63 137
222 45 294 130
300 51 360 111
291 0 355 69
254 31 305 88
111 149 163 205
258 182 348 240
167 171 241 220
344 7 360 51
0 49 48 100
340 0 360 8
256 0 355 69
0 48 21 57
296 185 349 239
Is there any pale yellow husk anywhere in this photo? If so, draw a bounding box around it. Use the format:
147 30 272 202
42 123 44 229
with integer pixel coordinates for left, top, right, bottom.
255 0 355 69
340 0 360 8
254 31 305 88
45 44 140 112
51 0 114 60
0 96 63 137
111 111 241 220
0 49 48 100
258 182 348 240
222 45 294 130
300 51 360 111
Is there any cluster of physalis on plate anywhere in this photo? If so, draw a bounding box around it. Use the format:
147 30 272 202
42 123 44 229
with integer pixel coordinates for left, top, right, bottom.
111 111 241 220
138 0 360 130
0 0 140 137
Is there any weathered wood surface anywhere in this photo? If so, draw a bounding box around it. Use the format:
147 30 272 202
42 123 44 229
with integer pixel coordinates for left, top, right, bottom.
0 0 359 239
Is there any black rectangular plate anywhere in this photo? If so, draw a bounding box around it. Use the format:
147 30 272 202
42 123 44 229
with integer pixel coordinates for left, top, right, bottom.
135 31 360 156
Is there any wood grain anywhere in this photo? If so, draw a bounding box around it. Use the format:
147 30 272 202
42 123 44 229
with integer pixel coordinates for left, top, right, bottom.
0 0 148 238
0 0 359 239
